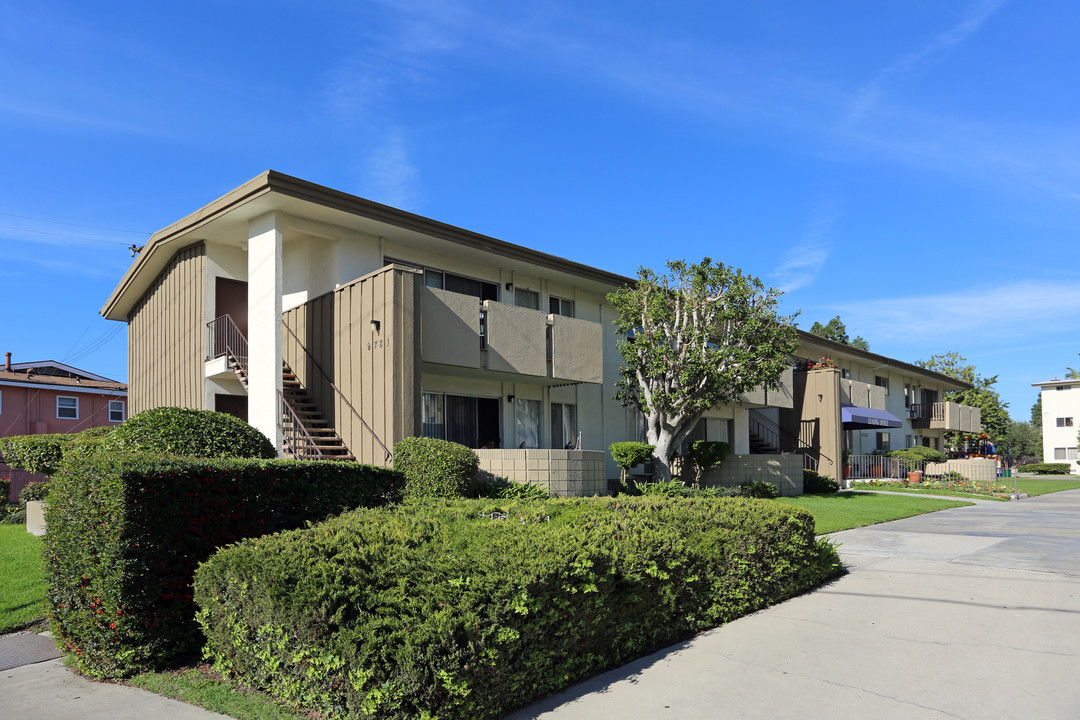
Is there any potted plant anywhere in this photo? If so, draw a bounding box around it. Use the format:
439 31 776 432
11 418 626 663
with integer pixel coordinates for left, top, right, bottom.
842 448 852 480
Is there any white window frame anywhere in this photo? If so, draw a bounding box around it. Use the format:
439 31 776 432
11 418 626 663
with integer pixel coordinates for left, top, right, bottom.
875 376 890 395
57 396 79 420
1057 417 1074 427
549 296 576 318
1053 447 1078 461
109 400 126 423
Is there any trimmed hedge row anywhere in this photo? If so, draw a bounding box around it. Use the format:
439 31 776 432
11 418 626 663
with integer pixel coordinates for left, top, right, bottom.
1016 462 1073 475
194 497 843 720
102 407 275 459
0 433 74 475
44 453 405 677
393 436 478 498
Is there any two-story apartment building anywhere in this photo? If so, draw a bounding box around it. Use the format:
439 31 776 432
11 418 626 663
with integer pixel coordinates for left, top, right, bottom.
1032 378 1080 474
99 171 977 493
0 353 128 501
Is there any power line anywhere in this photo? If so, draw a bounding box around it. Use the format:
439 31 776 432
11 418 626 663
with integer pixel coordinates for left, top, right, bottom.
0 210 150 235
0 223 133 246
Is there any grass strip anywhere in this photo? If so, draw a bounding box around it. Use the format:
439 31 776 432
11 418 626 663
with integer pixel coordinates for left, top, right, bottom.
0 525 48 633
1011 477 1080 496
128 666 309 720
776 492 971 535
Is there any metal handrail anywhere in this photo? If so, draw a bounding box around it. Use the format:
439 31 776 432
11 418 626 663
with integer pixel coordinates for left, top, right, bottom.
748 409 833 465
278 390 325 460
281 320 392 462
205 314 248 371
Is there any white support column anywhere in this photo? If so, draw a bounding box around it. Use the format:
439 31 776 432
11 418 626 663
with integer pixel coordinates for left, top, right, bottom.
733 407 751 455
248 212 284 454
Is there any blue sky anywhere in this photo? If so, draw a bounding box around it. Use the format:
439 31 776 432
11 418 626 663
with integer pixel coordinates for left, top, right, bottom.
3 0 1077 421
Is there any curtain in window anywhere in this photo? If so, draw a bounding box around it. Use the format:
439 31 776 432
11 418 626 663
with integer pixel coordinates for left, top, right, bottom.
515 398 539 449
551 403 577 449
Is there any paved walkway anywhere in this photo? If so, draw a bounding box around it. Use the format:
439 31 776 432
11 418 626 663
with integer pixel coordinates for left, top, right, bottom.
506 490 1080 719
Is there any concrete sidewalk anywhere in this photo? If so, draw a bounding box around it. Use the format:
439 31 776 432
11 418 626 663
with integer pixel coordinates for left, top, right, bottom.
506 490 1080 719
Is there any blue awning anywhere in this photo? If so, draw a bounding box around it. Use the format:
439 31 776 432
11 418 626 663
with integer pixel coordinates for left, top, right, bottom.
841 404 903 429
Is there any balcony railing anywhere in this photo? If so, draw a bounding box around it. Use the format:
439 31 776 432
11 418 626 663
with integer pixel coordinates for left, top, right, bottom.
910 401 981 433
205 314 247 367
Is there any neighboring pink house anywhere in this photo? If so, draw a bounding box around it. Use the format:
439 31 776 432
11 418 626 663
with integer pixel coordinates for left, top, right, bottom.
0 352 128 502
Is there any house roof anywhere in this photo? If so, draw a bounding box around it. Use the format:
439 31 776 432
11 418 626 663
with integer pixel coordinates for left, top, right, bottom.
101 170 636 320
1032 378 1080 389
796 333 973 391
0 366 127 394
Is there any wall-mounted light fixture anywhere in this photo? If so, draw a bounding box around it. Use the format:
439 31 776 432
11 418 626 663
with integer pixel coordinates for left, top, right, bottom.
370 320 381 333
507 395 515 403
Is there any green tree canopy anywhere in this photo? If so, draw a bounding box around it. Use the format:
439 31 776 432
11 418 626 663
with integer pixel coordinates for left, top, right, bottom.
808 315 869 350
1031 393 1042 429
608 258 798 481
915 352 1010 442
1001 421 1042 465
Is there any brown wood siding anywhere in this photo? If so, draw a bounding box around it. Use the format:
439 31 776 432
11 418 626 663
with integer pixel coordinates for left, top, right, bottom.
282 265 420 466
127 243 206 414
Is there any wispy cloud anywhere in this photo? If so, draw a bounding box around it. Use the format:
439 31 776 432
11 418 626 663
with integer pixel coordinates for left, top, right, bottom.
845 0 1005 124
771 196 842 292
363 131 419 209
821 279 1080 347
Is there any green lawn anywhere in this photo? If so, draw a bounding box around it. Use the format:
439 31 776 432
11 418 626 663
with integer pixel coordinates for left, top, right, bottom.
0 525 48 633
129 668 307 720
776 492 971 535
1011 476 1080 496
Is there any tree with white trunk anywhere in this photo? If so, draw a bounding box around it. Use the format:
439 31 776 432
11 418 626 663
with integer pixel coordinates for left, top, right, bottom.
607 258 799 482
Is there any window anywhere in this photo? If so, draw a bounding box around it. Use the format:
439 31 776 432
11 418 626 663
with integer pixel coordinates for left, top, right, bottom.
514 288 540 310
109 400 125 423
514 398 540 449
421 392 500 448
903 383 912 408
876 431 891 452
1057 417 1074 427
549 296 575 318
385 257 499 302
875 376 890 395
841 368 851 379
551 403 578 449
1054 447 1078 461
57 396 78 419
906 434 915 448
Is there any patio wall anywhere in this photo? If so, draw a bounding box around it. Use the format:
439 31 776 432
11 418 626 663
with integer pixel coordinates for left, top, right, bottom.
476 449 607 497
701 453 804 496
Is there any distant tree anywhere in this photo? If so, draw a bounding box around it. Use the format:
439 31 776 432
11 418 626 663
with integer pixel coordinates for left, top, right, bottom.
808 315 869 351
1001 421 1042 467
915 352 1010 442
608 258 799 481
1067 367 1080 379
1031 394 1042 429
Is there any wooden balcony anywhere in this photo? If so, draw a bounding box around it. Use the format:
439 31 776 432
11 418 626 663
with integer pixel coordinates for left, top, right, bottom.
910 401 981 432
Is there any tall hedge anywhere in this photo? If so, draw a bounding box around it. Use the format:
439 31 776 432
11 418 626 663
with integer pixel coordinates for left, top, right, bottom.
195 496 842 719
0 434 74 475
101 407 275 459
44 453 404 677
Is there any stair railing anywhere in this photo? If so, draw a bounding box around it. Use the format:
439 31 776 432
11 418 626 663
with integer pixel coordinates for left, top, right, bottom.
281 320 392 462
278 390 325 460
747 409 833 468
205 315 248 372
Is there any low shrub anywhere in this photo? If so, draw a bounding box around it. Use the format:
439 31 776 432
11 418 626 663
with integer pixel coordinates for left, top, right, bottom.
44 453 404 678
803 470 839 494
393 437 478 499
195 497 842 720
609 442 654 482
19 481 50 503
887 446 948 464
1016 462 1072 475
475 476 551 500
740 479 779 499
0 475 9 503
101 407 275 459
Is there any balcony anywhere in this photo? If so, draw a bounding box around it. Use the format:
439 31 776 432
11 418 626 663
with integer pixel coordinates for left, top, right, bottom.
910 401 981 432
839 378 886 410
420 287 602 384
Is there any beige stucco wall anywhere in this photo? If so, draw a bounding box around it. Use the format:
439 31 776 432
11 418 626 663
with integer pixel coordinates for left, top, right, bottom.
421 287 483 369
701 453 804 496
127 243 206 414
483 301 549 377
550 314 603 384
476 449 607 497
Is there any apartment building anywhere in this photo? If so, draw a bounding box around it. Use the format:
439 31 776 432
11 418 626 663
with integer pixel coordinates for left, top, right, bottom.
1032 378 1080 474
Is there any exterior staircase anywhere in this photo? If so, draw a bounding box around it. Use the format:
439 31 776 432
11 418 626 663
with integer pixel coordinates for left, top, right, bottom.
280 364 355 460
